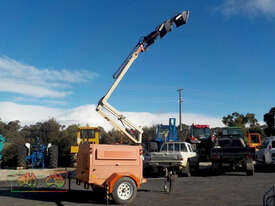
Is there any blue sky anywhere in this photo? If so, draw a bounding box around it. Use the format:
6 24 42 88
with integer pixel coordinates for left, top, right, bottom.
0 0 274 127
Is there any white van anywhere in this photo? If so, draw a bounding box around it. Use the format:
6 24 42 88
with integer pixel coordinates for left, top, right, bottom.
256 136 275 165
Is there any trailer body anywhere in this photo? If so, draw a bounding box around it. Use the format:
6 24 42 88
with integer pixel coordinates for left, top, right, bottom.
76 144 144 190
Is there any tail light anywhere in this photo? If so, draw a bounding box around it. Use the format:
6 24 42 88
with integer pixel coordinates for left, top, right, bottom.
139 149 143 155
179 157 184 160
190 136 198 141
269 145 272 151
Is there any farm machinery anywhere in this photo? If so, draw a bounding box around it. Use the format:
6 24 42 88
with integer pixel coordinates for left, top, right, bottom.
76 10 190 204
17 137 58 168
143 118 179 154
155 118 179 147
0 134 5 167
70 126 99 166
187 124 213 161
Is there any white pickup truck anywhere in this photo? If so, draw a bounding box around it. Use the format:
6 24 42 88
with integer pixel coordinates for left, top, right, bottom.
144 141 198 176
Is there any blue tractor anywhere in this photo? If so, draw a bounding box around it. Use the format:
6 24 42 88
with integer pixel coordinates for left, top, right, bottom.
143 118 179 153
0 134 5 167
17 137 58 168
155 118 178 145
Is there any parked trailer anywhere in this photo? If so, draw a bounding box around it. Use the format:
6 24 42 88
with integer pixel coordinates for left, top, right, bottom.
76 144 145 204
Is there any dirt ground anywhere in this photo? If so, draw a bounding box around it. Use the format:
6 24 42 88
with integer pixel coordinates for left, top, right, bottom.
0 166 274 206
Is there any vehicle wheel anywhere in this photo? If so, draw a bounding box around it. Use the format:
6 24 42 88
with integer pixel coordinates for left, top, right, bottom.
48 145 58 168
16 145 26 168
112 177 137 204
212 161 221 174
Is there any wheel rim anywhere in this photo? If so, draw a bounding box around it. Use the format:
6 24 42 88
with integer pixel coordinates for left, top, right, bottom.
117 182 132 200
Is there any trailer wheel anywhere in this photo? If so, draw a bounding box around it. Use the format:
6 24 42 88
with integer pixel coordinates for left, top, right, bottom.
112 177 137 204
17 145 26 168
48 145 58 168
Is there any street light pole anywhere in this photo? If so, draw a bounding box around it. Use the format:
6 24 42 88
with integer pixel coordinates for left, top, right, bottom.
177 89 183 132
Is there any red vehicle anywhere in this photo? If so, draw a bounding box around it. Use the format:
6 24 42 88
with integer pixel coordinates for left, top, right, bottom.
188 124 211 144
187 124 214 161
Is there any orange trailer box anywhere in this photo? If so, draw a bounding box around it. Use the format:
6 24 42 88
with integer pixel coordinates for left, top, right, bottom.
76 143 145 204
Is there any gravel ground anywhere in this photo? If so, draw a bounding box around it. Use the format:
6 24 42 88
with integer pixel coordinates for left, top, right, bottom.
0 166 274 206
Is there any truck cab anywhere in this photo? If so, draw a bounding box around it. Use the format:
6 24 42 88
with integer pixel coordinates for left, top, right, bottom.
247 133 261 150
187 124 213 161
211 127 255 176
71 126 99 154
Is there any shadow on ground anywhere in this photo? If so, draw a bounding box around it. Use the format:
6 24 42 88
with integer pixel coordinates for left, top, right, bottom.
0 185 108 206
255 164 275 173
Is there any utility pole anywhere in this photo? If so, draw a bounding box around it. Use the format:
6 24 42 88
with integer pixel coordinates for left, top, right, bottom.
177 89 183 132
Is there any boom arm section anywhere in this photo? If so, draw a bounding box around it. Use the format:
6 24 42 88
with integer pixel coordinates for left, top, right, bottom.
96 44 145 144
96 10 190 144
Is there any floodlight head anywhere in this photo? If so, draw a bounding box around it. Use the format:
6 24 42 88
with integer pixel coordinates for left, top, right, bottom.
173 10 189 28
158 19 173 38
142 10 189 49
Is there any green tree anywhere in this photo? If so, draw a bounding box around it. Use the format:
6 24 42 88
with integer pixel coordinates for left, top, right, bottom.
222 112 264 138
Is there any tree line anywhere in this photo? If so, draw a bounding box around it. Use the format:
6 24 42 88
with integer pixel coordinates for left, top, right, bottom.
0 111 271 167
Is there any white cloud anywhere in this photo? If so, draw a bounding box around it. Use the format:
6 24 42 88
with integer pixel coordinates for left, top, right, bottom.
0 56 98 98
0 102 64 124
0 102 224 130
218 0 275 18
0 79 70 98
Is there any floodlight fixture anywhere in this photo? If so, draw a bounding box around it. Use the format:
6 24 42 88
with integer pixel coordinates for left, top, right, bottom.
173 10 189 28
159 19 173 38
142 10 190 49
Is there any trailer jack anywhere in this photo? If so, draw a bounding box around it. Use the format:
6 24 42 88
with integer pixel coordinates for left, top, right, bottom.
105 183 110 206
163 168 176 193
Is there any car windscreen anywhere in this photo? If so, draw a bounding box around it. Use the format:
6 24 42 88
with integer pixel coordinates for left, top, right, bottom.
193 128 211 138
80 129 95 139
161 144 168 152
250 135 260 143
222 128 243 137
232 139 244 147
217 139 231 147
168 144 174 152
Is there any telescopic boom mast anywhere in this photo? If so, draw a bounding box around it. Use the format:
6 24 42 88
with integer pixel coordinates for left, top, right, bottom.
96 10 189 144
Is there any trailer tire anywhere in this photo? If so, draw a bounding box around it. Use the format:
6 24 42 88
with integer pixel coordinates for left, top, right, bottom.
112 177 137 204
48 145 58 168
16 145 26 168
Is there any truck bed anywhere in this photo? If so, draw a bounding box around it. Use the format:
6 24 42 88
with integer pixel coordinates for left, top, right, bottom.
211 147 255 162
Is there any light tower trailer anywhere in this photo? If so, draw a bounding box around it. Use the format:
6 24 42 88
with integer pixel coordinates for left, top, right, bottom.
76 10 190 204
